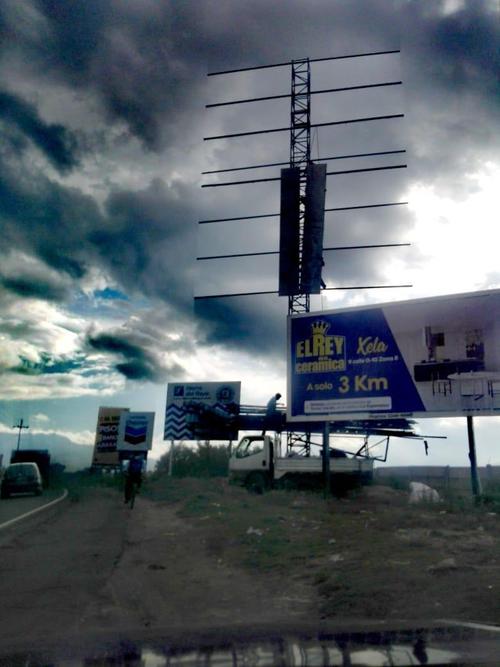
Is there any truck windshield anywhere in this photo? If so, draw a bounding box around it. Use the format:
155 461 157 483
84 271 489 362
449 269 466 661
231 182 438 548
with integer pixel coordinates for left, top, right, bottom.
235 438 264 458
6 465 35 479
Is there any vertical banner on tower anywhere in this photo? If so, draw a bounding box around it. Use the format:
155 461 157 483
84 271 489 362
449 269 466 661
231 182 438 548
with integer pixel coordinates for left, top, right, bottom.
279 167 301 296
301 163 327 294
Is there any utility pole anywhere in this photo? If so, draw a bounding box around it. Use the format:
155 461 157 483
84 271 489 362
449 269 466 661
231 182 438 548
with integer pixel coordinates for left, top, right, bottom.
13 418 29 451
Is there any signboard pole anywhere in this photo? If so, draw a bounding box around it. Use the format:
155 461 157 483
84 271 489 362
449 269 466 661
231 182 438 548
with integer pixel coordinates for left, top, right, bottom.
322 421 331 496
168 439 175 477
466 416 482 500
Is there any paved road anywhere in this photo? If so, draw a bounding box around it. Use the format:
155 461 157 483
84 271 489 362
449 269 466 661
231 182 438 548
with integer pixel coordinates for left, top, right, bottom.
0 486 316 659
0 489 64 526
0 488 129 656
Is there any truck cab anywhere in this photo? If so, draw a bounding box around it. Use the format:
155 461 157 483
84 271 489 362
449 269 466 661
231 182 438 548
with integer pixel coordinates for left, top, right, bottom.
229 435 275 491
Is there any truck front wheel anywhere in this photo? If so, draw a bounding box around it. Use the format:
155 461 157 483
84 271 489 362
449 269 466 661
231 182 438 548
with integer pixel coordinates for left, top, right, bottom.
245 472 270 494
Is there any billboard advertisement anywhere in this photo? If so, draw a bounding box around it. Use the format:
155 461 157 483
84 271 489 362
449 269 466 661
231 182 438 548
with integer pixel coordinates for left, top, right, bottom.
164 382 241 440
92 406 129 466
288 290 500 421
117 412 155 452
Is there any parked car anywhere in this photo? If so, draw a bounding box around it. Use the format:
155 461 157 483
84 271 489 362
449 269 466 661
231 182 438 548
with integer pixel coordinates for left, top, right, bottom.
1 462 43 499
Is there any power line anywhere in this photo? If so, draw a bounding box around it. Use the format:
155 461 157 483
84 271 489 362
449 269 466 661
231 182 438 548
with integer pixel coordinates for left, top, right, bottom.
206 80 402 108
202 164 406 188
198 201 408 225
202 149 406 175
204 113 404 141
207 49 401 76
197 243 411 261
194 284 412 300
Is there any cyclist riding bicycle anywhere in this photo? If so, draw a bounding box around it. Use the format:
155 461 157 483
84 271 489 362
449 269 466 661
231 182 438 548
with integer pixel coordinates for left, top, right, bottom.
124 454 144 504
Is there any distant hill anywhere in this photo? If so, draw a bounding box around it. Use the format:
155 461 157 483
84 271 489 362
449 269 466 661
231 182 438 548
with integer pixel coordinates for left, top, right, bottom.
0 433 93 472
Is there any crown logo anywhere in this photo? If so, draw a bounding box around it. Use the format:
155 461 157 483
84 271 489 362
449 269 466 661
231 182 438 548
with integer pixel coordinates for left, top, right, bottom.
311 320 329 336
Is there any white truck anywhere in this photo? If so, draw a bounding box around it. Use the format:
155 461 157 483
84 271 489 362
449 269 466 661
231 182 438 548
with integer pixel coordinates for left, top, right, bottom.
229 434 374 492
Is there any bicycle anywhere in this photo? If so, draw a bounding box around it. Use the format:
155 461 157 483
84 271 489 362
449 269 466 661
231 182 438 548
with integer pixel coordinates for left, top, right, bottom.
124 473 141 508
129 478 138 509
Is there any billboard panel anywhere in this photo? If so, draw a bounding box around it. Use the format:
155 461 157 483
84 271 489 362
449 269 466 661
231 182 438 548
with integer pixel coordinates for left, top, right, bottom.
288 290 500 421
164 382 241 440
301 163 327 294
117 412 155 452
92 406 129 466
278 167 301 296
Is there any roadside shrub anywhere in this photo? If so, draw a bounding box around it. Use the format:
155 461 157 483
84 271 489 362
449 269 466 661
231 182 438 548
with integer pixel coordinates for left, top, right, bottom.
379 475 409 492
155 443 230 478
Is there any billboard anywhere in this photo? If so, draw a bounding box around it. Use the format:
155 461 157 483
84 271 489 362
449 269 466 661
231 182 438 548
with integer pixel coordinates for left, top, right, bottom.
92 407 129 466
288 289 500 421
164 382 241 440
117 412 155 452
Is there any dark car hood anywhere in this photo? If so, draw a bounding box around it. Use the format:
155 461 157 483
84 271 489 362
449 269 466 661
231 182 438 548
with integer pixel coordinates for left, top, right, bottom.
0 620 499 666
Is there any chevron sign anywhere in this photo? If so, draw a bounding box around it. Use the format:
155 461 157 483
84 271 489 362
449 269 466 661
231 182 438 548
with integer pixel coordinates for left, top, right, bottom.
164 403 194 440
117 411 155 451
164 382 241 441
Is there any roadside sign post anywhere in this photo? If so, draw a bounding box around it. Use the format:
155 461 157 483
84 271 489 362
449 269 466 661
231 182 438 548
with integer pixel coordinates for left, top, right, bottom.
466 416 482 500
168 439 175 477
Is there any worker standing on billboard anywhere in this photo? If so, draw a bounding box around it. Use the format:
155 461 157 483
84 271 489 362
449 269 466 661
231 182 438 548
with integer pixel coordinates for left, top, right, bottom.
124 454 144 504
262 393 282 435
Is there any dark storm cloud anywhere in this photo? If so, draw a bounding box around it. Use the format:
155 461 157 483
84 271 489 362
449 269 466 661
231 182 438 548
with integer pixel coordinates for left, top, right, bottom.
91 179 196 310
87 330 182 381
0 162 98 279
412 1 499 96
0 89 79 172
5 0 210 151
1 274 68 302
401 0 500 188
10 353 85 376
0 156 195 308
0 0 498 368
195 296 288 356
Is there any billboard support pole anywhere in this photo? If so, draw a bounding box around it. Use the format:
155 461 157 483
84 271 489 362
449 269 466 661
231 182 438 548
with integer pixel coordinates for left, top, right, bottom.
169 439 175 477
466 416 482 500
322 421 331 496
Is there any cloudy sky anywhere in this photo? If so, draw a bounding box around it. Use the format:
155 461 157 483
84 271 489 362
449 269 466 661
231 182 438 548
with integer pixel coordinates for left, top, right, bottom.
0 0 498 468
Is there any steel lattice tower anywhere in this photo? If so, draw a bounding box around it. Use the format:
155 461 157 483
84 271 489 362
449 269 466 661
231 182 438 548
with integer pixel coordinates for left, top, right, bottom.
287 59 312 454
288 58 311 316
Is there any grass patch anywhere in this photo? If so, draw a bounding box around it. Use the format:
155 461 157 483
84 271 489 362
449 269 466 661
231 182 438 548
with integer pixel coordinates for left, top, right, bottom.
142 474 500 622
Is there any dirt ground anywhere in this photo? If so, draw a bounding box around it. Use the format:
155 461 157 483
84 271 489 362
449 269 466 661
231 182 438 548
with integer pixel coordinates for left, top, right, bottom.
141 477 500 625
0 476 498 657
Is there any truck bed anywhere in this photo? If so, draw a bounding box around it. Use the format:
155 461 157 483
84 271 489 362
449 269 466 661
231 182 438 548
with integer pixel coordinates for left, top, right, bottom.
274 455 373 479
